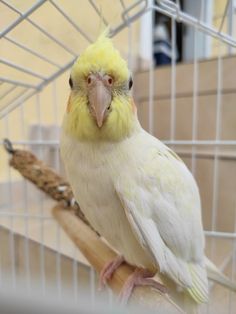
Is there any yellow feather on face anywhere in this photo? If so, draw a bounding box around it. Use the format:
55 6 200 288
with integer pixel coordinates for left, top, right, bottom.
63 30 138 142
63 93 137 142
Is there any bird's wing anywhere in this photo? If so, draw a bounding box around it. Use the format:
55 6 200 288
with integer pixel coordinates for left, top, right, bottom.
114 143 208 303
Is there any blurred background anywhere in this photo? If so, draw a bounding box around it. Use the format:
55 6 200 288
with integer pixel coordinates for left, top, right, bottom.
0 1 236 313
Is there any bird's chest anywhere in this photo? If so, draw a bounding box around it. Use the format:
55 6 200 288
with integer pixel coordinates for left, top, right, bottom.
61 136 156 270
66 147 127 246
76 165 118 231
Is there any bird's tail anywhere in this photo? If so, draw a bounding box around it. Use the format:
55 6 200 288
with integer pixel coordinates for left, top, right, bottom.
205 257 236 291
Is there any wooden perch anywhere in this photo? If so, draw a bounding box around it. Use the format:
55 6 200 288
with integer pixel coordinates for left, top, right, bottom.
3 139 185 313
53 203 183 313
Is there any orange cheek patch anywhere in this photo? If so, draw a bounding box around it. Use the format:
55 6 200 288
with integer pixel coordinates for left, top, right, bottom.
66 94 72 113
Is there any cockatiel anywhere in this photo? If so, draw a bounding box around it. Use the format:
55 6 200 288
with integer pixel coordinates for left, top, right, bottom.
60 32 236 305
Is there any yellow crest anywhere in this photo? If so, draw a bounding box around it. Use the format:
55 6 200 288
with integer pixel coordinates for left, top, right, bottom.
71 30 129 84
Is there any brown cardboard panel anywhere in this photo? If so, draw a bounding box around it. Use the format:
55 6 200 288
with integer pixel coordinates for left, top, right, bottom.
221 93 236 140
134 65 172 100
194 156 236 233
195 158 214 231
176 158 236 233
138 93 236 142
137 100 171 140
197 92 236 141
196 94 216 140
198 159 214 223
222 56 236 91
174 97 193 140
134 55 236 100
217 159 236 232
153 99 171 140
197 58 217 94
168 156 235 233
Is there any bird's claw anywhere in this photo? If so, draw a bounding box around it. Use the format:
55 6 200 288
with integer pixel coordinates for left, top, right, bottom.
98 255 124 290
118 268 167 305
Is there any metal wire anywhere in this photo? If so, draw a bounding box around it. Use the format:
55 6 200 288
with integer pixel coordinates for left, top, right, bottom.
229 206 236 313
170 17 176 141
211 48 223 236
88 0 108 26
1 58 47 80
0 0 47 38
218 0 231 33
1 89 29 112
0 86 17 100
4 36 61 68
1 0 77 56
0 58 76 119
153 2 236 47
0 77 37 89
35 93 46 295
19 102 31 293
191 26 199 175
50 0 93 43
148 6 154 134
3 115 16 289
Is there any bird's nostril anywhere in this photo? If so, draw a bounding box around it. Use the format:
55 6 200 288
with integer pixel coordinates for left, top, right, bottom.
87 75 93 85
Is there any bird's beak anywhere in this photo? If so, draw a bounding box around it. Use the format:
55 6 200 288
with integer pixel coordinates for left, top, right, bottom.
88 79 112 128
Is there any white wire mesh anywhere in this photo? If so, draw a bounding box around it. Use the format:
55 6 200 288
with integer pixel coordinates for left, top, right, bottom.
0 0 236 313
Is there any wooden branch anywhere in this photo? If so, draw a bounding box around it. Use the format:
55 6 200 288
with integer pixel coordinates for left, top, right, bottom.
3 139 92 229
53 203 184 313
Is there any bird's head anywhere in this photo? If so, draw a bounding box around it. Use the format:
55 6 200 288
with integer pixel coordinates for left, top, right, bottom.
63 31 139 142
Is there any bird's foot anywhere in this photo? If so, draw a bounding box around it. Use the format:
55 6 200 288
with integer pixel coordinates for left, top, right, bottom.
119 268 167 304
99 255 124 290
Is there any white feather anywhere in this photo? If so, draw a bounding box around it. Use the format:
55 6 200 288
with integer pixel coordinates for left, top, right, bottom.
61 128 209 302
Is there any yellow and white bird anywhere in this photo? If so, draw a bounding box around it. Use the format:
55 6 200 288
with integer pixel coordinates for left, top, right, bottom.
60 32 236 305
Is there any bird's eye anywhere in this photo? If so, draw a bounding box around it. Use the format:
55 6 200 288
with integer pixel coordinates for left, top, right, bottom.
129 77 133 90
69 77 73 89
